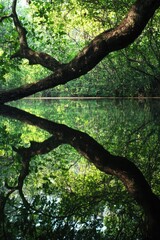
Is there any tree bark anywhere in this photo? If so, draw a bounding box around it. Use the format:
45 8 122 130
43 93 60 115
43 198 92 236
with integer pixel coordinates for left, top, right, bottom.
0 0 160 103
0 104 160 239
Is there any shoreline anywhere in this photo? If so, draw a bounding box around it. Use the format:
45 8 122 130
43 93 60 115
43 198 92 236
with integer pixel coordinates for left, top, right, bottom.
23 96 160 100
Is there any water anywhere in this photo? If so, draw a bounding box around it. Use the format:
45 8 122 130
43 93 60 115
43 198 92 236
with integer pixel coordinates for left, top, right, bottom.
0 99 160 239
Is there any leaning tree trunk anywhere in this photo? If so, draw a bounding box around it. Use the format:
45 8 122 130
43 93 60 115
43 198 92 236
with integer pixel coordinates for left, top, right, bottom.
0 0 160 103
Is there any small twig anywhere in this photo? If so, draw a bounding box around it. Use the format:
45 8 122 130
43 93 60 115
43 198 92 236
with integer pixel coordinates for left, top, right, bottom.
0 14 12 23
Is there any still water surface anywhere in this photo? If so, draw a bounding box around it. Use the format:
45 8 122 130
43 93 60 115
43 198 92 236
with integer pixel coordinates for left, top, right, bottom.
0 99 160 239
1 98 160 190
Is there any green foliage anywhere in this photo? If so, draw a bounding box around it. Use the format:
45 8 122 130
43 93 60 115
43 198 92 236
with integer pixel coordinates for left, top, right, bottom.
1 100 160 239
1 0 160 238
1 0 160 96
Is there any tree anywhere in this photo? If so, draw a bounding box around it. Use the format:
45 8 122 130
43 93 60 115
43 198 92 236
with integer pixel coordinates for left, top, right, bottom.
0 0 160 239
0 0 160 102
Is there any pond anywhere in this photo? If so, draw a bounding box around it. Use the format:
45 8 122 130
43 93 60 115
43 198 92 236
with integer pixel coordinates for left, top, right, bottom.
0 99 160 239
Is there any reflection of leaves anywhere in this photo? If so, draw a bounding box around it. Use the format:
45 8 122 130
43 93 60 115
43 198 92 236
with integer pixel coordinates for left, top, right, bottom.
1 100 160 239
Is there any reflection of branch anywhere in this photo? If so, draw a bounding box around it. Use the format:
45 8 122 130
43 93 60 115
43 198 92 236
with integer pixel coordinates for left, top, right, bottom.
19 136 64 157
0 104 160 224
0 190 15 224
9 146 31 209
126 120 153 144
8 135 64 211
10 0 61 71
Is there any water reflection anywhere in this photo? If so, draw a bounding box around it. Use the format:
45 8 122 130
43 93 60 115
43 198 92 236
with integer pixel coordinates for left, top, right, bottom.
0 100 160 239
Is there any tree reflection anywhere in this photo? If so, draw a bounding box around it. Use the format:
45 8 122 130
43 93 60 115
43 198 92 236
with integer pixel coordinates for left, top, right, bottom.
0 104 160 240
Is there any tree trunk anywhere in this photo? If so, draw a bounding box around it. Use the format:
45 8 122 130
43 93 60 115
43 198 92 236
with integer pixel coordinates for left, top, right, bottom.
0 0 160 103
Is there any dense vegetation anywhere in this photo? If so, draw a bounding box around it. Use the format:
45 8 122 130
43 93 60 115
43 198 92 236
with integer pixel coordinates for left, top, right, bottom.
0 0 160 239
0 99 160 239
0 0 160 97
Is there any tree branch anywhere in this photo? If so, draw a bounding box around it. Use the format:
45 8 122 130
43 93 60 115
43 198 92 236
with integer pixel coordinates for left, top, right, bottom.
0 0 160 103
10 0 61 71
12 0 28 48
0 15 12 23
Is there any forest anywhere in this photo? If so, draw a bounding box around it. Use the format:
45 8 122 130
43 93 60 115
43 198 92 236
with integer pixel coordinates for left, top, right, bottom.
0 0 160 239
0 0 160 99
